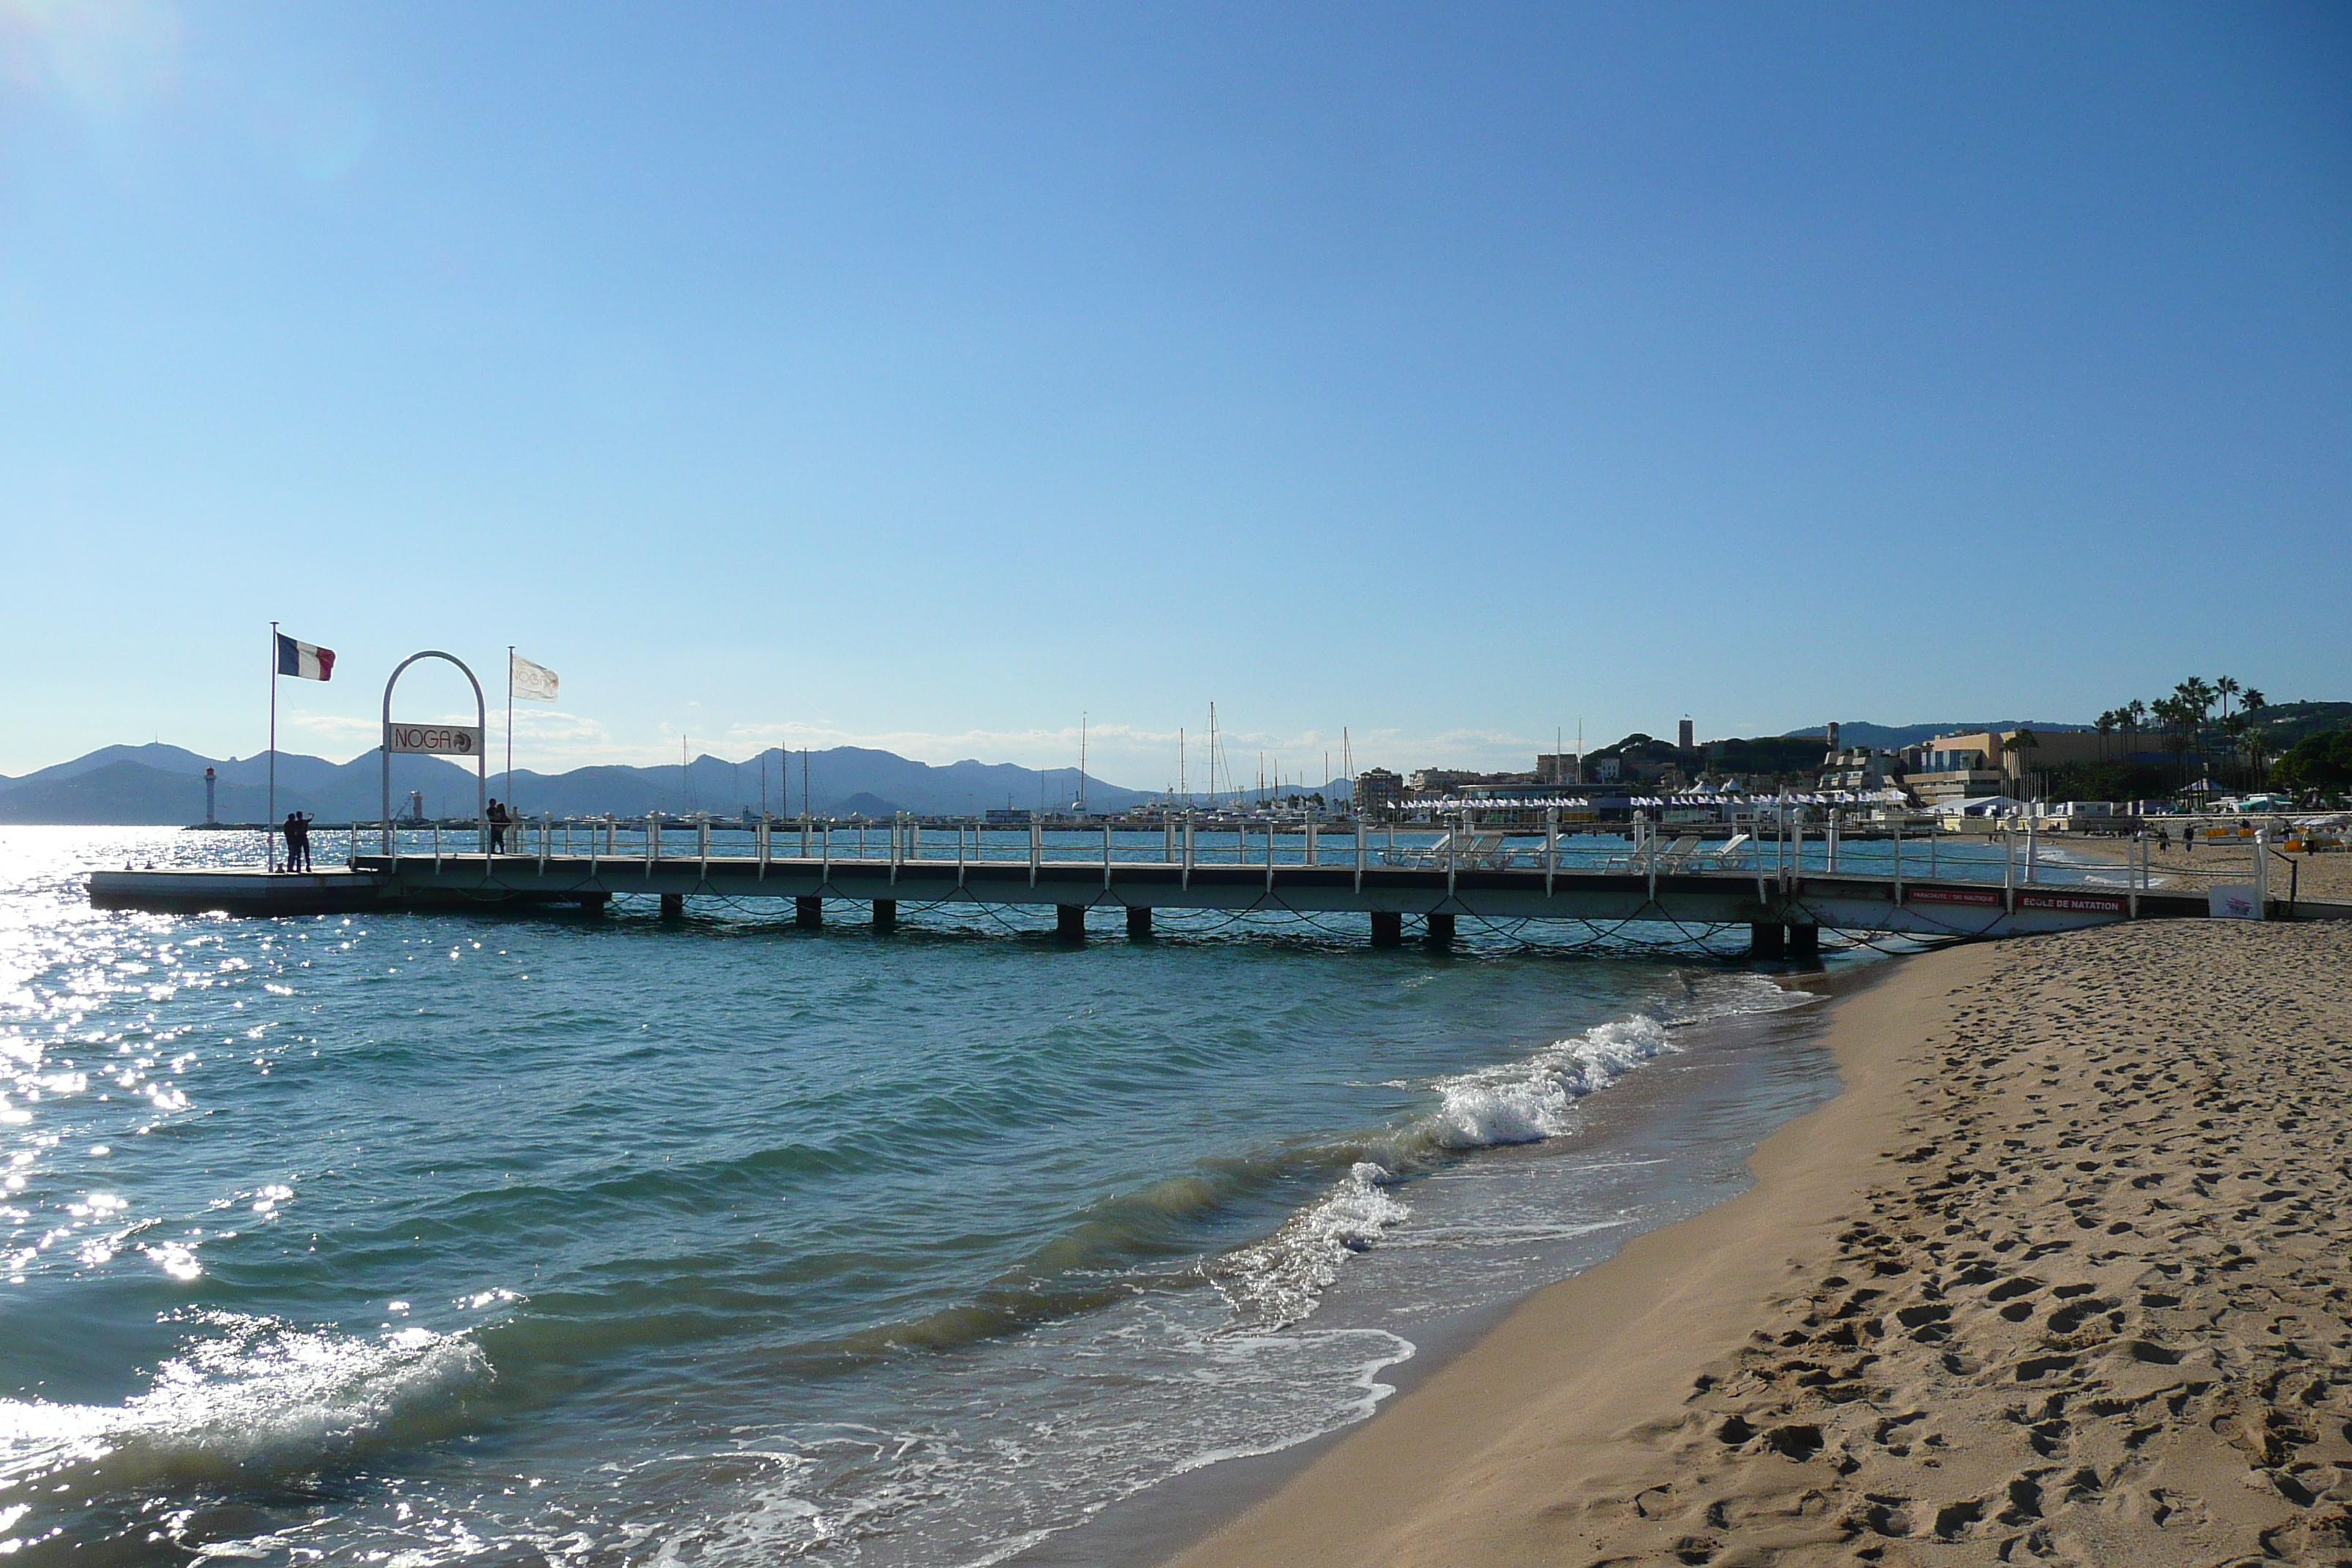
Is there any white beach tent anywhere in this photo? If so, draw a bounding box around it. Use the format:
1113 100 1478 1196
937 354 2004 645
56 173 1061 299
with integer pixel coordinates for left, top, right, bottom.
1929 795 2024 818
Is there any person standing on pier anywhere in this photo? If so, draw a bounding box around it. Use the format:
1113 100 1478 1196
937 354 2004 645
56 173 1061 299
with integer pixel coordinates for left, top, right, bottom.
282 812 314 872
488 799 510 853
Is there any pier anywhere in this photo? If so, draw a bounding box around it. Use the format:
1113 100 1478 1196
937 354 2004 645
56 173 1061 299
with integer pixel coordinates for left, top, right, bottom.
86 816 2341 951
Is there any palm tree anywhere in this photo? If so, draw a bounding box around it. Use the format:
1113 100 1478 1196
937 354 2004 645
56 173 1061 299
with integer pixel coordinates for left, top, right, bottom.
2125 698 2149 757
2215 676 2241 723
2238 691 2272 787
2243 722 2277 788
2095 709 2119 761
2174 679 2218 773
2154 697 2193 783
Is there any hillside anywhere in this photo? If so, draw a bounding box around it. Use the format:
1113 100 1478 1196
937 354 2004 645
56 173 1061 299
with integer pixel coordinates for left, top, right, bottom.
1782 720 2095 749
1782 706 2346 754
2241 701 2352 746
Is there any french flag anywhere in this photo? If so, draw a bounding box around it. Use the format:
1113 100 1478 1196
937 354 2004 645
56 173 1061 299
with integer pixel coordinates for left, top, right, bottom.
276 633 336 682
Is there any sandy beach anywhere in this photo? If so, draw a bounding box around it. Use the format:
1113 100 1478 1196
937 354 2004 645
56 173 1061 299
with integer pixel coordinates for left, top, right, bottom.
1165 919 2352 1567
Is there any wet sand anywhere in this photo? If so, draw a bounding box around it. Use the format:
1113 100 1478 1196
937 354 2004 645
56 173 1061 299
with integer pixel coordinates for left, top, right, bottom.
1164 921 2352 1567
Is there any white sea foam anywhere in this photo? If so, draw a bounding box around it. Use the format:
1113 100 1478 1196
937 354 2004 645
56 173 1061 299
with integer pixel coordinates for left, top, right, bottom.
1420 965 1814 1155
0 1311 488 1500
1427 1014 1675 1147
1215 1161 1412 1324
627 1321 1419 1568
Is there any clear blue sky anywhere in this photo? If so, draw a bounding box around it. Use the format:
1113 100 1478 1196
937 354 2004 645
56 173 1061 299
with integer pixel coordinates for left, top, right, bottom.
4 2 2345 788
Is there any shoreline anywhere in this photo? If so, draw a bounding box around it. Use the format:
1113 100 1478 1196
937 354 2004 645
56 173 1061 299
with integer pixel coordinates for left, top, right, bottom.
1159 921 2352 1566
1014 957 1878 1568
1152 941 1950 1568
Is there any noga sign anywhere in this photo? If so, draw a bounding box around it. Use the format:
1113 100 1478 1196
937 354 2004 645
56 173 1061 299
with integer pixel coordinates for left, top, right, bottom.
385 723 484 756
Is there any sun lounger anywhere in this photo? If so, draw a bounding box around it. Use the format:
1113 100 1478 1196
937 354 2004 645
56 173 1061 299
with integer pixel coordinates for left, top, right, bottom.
1655 834 1704 870
1696 832 1752 869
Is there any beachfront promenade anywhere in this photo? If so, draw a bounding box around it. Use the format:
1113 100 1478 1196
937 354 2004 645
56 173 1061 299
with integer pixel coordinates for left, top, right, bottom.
88 819 2336 948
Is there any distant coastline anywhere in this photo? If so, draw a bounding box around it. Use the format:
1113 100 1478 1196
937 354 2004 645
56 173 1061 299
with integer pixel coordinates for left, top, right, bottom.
0 742 1192 826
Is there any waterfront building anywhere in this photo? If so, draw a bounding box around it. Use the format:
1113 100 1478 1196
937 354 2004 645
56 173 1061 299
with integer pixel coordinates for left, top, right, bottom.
1406 768 1489 792
1907 727 2174 802
1353 767 1405 819
1819 747 1901 793
1537 752 1580 784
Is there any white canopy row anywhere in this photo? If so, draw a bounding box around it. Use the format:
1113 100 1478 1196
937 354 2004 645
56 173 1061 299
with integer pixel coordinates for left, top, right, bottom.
1402 788 1910 811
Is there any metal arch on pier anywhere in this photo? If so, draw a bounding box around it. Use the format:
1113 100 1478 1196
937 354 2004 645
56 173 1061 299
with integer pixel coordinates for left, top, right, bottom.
380 651 488 853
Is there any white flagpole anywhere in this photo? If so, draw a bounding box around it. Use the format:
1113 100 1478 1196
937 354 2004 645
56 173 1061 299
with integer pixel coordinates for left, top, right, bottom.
505 645 515 818
268 621 279 871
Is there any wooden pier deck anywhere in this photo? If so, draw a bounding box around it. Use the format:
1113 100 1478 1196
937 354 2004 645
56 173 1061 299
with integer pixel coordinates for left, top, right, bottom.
88 849 2340 950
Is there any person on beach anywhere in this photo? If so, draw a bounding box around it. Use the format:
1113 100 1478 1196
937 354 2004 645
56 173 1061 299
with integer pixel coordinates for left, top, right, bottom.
488 799 510 853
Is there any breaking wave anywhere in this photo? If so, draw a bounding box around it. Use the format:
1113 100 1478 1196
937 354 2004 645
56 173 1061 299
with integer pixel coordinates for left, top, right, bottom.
0 1311 489 1504
1207 977 1813 1324
1425 1014 1675 1148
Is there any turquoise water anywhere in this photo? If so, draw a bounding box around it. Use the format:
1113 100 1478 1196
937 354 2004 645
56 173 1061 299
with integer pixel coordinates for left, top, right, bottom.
1 827 1840 1564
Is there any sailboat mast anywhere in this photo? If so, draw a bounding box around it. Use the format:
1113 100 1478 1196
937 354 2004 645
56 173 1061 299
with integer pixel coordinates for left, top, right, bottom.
1208 703 1218 807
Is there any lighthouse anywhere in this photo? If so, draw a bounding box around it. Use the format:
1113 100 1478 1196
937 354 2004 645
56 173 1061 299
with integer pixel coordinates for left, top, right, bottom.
205 766 216 826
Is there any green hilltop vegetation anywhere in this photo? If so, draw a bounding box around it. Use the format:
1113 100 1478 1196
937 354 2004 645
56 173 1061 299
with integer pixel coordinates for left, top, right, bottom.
1576 692 2351 800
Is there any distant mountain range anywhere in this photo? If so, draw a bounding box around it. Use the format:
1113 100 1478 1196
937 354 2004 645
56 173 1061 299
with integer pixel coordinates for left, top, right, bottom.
14 707 2342 824
0 742 1346 825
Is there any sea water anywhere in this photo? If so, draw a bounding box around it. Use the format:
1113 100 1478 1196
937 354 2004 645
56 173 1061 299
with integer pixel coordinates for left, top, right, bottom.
0 827 1849 1563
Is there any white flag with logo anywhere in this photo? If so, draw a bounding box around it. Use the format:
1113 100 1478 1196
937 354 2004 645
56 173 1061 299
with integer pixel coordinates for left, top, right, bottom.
510 652 560 702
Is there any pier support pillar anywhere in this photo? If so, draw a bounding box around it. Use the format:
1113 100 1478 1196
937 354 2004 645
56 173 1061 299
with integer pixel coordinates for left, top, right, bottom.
1787 922 1820 958
1126 906 1152 940
659 893 685 919
796 896 823 929
1749 921 1785 959
1426 911 1457 945
1056 905 1087 941
1371 911 1403 947
872 899 897 932
576 893 611 914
